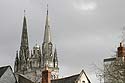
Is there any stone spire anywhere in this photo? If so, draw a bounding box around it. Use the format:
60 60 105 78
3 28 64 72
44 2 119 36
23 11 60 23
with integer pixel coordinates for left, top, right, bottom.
21 13 29 48
43 5 52 43
20 11 29 59
14 51 19 72
42 5 53 67
18 12 30 73
42 5 59 79
53 48 58 68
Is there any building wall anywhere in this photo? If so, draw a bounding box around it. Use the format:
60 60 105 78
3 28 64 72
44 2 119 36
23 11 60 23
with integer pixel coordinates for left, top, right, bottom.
77 73 89 83
0 67 17 83
24 69 42 82
104 57 125 83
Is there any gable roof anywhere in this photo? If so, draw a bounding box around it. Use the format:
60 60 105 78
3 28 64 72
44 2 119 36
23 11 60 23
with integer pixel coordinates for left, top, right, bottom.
0 65 18 83
76 70 91 83
51 74 80 83
52 70 91 83
0 65 10 78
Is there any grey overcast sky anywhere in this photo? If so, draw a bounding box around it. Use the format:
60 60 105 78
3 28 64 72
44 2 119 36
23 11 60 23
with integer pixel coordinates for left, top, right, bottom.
0 0 125 83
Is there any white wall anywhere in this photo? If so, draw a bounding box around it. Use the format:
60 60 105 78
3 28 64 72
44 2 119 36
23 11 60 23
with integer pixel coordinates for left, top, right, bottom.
77 73 89 83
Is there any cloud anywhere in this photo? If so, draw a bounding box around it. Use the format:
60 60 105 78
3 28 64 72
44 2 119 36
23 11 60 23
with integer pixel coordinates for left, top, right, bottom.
0 0 125 83
81 2 97 11
73 0 97 11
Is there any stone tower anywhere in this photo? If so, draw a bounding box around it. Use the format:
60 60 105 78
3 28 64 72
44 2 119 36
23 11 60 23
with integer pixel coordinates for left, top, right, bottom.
42 8 59 79
14 8 59 82
30 44 42 69
14 15 30 74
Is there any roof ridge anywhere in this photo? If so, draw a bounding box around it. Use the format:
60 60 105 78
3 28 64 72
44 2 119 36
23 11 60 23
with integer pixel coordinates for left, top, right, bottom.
52 74 80 80
80 69 91 83
0 65 10 68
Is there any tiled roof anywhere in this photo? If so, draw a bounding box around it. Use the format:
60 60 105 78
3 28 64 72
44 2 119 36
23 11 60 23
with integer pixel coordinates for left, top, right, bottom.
51 74 80 83
0 65 10 78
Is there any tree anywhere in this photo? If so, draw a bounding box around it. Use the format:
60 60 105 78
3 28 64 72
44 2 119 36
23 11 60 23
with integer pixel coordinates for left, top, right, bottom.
96 42 125 83
104 57 125 83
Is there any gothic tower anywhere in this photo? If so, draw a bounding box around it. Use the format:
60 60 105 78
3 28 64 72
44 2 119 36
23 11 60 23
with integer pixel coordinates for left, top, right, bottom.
30 44 42 69
14 14 30 74
42 7 59 79
14 7 59 82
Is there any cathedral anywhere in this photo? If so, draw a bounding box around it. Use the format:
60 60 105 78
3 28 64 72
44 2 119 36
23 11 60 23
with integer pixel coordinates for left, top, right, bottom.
14 8 59 82
13 6 91 83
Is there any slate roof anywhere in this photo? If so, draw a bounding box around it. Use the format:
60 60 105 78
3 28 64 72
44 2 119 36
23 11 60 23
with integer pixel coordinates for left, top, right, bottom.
0 65 10 78
51 74 80 83
51 70 91 83
18 74 34 83
0 65 18 83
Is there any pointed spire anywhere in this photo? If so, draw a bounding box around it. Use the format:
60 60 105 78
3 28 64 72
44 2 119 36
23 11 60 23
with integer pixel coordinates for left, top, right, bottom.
54 48 57 58
47 4 48 16
53 48 58 67
21 10 29 48
43 5 52 43
54 48 58 61
18 11 30 73
14 51 19 72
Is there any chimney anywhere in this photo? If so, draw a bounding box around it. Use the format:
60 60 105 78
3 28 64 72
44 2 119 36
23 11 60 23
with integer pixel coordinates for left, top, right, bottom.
117 42 125 57
42 65 51 83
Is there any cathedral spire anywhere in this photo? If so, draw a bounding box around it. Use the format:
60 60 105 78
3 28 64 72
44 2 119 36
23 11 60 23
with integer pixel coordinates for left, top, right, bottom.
43 5 52 43
18 11 30 73
42 5 59 79
21 11 29 48
53 48 58 68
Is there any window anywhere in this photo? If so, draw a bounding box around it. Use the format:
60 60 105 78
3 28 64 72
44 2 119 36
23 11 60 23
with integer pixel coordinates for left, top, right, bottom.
82 81 85 83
